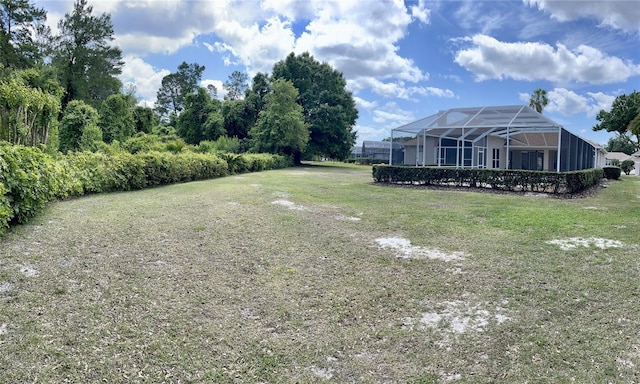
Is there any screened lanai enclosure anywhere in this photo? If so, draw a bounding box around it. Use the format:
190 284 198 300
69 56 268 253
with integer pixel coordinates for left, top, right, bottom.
390 105 605 172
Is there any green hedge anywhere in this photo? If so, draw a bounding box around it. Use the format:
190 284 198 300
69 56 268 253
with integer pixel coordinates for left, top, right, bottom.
345 157 388 165
602 166 621 180
372 165 604 195
0 142 293 233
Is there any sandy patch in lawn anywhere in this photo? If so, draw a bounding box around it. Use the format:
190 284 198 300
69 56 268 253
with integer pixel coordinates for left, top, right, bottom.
310 366 334 380
271 199 306 211
335 215 361 221
376 237 464 262
583 206 604 210
19 265 39 277
0 282 13 293
403 300 510 344
546 237 623 250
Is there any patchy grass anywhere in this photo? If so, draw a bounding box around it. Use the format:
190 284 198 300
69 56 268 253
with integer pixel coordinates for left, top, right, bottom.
1 163 639 383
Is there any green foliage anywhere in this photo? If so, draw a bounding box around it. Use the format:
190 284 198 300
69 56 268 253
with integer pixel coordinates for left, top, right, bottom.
222 99 251 139
99 93 135 143
593 91 640 149
602 166 621 180
196 136 241 154
0 139 292 234
58 100 99 153
176 87 224 144
272 52 358 160
133 105 157 134
223 70 248 101
372 165 604 195
0 0 47 69
620 159 635 175
345 157 388 165
0 142 70 227
529 88 548 113
78 122 102 152
604 134 636 155
0 73 61 146
122 133 167 154
249 79 309 162
53 0 123 109
155 61 205 118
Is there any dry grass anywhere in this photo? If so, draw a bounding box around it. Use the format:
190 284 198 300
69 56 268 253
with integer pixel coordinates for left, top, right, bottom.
1 163 640 383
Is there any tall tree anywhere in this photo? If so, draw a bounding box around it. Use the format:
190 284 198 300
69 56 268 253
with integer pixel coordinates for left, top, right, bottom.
58 99 99 153
250 79 309 163
99 93 135 143
593 91 640 150
604 134 636 155
53 0 123 110
0 70 61 146
0 0 47 69
155 61 205 119
222 99 250 139
223 70 248 101
243 72 270 131
529 88 548 113
133 105 157 134
272 52 358 160
176 87 224 144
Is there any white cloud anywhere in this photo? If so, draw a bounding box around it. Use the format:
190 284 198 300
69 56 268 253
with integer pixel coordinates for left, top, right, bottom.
354 124 390 143
411 0 431 25
293 0 428 84
521 88 619 117
454 34 640 85
353 96 378 110
372 102 415 125
349 78 454 101
119 56 170 105
524 0 640 32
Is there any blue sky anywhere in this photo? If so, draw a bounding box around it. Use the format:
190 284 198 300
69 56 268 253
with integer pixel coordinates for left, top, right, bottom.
36 0 640 146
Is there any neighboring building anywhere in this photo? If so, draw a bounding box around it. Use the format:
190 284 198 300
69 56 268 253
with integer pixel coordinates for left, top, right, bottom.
351 145 363 159
362 141 404 165
605 151 640 175
605 151 633 165
389 105 604 172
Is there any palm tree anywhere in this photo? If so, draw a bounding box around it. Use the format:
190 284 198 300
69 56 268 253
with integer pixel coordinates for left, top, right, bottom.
529 88 548 114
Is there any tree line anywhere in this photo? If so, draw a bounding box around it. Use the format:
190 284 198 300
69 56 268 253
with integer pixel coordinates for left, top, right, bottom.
0 0 358 162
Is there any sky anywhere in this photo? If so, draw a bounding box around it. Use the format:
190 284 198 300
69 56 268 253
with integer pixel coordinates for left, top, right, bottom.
35 0 640 146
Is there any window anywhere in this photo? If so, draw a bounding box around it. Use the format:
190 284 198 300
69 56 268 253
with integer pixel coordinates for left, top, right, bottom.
492 148 500 168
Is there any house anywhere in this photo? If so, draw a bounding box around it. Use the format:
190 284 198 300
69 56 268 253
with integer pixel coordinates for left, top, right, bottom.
389 105 606 172
361 141 404 164
605 151 633 166
605 151 640 175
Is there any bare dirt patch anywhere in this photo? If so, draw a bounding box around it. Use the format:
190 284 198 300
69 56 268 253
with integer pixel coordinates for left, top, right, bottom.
546 237 624 250
19 265 39 277
376 237 464 262
271 199 306 210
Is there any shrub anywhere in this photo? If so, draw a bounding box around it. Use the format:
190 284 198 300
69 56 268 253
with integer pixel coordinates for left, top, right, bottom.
372 165 604 195
0 143 69 225
620 159 635 175
602 166 621 180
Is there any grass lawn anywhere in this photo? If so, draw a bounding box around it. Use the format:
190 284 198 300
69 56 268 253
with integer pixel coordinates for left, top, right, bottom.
1 162 639 383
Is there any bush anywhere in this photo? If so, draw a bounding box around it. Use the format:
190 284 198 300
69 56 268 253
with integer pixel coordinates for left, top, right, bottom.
372 165 604 195
0 142 293 235
620 159 635 175
602 166 621 180
0 143 70 225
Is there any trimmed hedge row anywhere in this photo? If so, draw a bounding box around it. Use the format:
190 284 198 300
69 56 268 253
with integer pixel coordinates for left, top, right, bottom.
0 142 292 233
372 165 604 195
602 166 621 180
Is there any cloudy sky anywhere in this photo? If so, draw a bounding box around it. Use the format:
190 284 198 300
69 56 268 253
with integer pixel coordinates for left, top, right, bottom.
36 0 640 146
